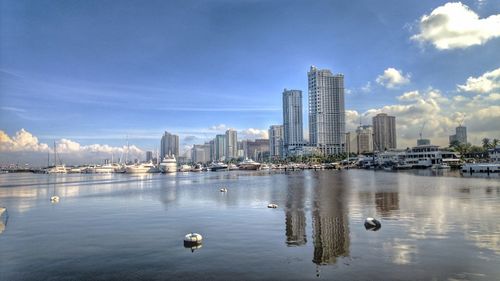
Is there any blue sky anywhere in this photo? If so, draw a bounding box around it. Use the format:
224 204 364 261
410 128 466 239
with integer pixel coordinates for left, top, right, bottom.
1 0 499 162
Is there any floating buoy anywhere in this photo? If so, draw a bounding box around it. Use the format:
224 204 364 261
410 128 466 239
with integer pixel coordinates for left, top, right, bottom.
0 207 5 216
364 217 381 231
267 203 278 208
184 233 203 245
220 188 228 192
50 196 60 203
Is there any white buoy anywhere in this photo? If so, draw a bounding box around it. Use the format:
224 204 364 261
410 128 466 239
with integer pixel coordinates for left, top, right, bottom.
364 217 381 230
220 187 228 192
0 207 5 216
184 233 203 245
50 196 60 203
267 203 278 208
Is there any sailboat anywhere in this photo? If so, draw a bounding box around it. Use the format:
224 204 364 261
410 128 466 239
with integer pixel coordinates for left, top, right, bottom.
46 141 67 174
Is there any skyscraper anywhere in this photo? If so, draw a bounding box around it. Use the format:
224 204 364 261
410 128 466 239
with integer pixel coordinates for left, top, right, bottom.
356 125 373 154
225 129 238 160
268 125 284 160
160 131 179 158
282 89 304 155
215 134 226 161
372 113 397 151
146 151 153 162
449 126 467 145
308 66 346 155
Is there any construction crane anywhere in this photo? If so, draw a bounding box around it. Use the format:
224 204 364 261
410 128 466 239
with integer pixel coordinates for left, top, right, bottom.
419 121 426 140
458 114 466 127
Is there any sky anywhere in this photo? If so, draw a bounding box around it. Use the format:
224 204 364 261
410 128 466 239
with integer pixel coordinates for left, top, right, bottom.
1 0 499 165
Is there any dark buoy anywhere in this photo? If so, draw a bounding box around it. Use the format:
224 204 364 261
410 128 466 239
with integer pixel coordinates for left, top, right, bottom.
364 217 381 231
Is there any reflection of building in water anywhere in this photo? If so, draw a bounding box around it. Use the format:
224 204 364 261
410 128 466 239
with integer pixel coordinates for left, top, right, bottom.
375 192 399 217
285 180 307 246
286 210 307 246
312 178 350 265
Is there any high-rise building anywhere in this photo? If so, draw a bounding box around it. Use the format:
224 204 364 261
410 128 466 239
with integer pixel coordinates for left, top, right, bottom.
268 125 284 160
192 144 211 163
308 66 346 155
243 139 270 161
372 113 397 151
356 125 373 154
215 134 226 161
160 131 179 158
449 126 467 145
225 129 238 160
283 89 304 155
146 151 153 162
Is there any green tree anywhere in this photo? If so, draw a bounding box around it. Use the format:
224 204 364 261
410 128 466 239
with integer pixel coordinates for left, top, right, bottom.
492 138 499 148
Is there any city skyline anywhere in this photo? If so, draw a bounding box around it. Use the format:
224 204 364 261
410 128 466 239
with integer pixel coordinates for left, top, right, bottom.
1 1 499 164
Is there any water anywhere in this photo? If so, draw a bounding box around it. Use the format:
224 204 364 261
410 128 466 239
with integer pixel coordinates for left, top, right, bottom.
0 170 499 280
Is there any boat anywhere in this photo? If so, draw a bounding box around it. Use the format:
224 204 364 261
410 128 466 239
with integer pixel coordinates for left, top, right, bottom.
159 155 177 173
125 162 159 174
46 165 67 174
209 162 228 171
179 164 192 172
68 167 83 173
260 164 271 170
238 159 261 170
191 164 203 172
94 164 115 173
228 163 239 171
431 163 451 169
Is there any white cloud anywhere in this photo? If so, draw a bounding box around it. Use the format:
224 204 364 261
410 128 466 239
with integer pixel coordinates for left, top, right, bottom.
457 67 500 93
208 124 228 131
0 129 49 152
0 129 144 164
361 82 372 93
376 68 411 89
397 91 421 101
411 2 500 50
239 128 268 140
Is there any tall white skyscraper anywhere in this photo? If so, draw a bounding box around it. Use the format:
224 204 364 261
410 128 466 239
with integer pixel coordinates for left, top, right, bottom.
282 89 304 155
449 126 467 145
372 113 397 151
308 66 346 155
225 129 238 160
160 131 179 158
268 125 284 160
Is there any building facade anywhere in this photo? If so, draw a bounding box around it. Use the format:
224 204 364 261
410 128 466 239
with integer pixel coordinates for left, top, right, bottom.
268 125 284 160
192 144 211 163
372 113 397 151
243 139 270 161
160 131 179 158
307 66 346 155
282 89 304 156
146 151 153 162
225 129 238 160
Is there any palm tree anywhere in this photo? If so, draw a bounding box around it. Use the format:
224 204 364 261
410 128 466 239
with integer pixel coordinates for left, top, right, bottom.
457 143 472 159
482 138 491 149
493 138 499 148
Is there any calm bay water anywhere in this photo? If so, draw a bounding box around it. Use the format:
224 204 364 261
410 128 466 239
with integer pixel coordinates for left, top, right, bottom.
0 170 499 280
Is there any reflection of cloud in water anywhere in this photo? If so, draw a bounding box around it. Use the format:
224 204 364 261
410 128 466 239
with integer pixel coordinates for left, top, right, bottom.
383 238 418 265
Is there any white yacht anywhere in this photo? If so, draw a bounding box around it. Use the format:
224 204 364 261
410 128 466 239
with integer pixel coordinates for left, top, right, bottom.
238 159 261 170
431 163 451 169
159 155 177 173
209 162 228 171
94 164 115 173
191 164 203 172
46 165 67 174
179 164 192 172
228 163 239 171
126 162 159 174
